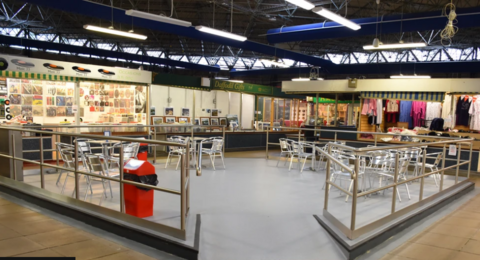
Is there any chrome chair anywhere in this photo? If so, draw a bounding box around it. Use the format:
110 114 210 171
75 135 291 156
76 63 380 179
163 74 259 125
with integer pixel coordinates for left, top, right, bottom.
288 141 314 172
107 142 139 171
414 152 443 187
84 154 113 204
165 137 188 170
202 137 226 170
374 157 411 202
277 138 293 167
55 142 76 186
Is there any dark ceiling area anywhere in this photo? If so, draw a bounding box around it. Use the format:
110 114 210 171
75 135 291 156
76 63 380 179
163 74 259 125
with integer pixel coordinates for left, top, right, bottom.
0 0 479 86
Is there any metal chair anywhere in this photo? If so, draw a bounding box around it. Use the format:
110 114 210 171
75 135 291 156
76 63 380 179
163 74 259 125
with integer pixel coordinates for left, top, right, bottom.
327 152 368 202
165 137 187 170
55 142 76 186
201 138 226 170
108 142 139 172
414 152 443 187
84 154 113 204
288 141 314 172
374 157 412 202
276 138 293 167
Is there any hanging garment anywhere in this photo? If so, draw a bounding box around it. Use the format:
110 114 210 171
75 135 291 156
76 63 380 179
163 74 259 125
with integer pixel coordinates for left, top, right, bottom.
442 95 456 129
399 101 413 129
469 96 480 130
376 99 383 124
456 96 472 126
361 99 377 116
385 100 400 123
410 101 427 128
429 118 444 131
425 102 442 128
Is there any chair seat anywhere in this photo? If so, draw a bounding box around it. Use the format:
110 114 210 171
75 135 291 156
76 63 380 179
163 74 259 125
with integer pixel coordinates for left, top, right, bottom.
415 163 435 168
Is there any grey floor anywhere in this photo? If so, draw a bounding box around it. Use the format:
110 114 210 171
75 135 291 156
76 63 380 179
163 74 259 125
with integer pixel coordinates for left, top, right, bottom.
22 153 469 260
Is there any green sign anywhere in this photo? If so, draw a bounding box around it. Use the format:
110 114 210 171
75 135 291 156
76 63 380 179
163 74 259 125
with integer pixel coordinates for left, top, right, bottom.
312 97 360 104
211 80 273 95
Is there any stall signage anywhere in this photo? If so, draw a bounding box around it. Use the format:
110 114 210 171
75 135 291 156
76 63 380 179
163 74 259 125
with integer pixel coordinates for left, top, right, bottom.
312 97 360 104
0 54 151 84
211 80 273 95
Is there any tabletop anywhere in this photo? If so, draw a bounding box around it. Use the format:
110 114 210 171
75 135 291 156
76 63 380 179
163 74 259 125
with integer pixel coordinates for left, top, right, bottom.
86 140 121 145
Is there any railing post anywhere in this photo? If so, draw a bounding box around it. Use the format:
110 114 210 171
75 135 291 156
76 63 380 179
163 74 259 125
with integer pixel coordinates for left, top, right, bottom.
334 132 337 142
74 140 80 200
391 153 400 213
186 138 190 214
222 126 226 155
351 155 359 233
40 134 45 189
374 134 377 146
419 148 427 201
11 134 16 181
440 144 446 192
456 143 461 184
119 145 125 213
298 128 301 142
153 126 157 164
266 126 269 159
324 145 332 210
180 153 186 231
468 141 473 179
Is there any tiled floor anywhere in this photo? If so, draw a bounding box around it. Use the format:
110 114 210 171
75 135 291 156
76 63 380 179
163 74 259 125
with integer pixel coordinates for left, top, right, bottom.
0 197 157 259
380 177 480 260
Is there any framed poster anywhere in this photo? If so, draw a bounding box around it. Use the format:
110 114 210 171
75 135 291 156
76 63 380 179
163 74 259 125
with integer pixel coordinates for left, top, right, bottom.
181 108 190 117
164 107 174 116
211 118 219 126
151 116 164 125
178 117 189 124
194 118 200 125
201 117 210 126
165 116 176 123
211 109 219 117
219 117 228 126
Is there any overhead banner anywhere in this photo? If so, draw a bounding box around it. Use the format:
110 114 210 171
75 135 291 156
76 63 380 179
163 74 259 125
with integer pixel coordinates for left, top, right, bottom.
0 54 151 84
211 80 273 95
361 91 445 102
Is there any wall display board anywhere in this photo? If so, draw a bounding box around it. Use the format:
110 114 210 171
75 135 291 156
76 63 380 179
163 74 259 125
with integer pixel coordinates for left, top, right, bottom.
79 82 147 125
6 78 75 124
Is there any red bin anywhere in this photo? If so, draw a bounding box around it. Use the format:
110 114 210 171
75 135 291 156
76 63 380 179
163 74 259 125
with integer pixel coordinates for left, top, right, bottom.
123 159 158 218
137 143 148 161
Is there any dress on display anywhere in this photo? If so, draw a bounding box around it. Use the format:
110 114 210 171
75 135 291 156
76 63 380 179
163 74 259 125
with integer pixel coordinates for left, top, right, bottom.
425 102 442 128
441 95 456 129
376 99 383 124
456 96 472 126
361 99 377 116
410 101 427 128
469 96 480 130
399 101 413 129
385 100 399 123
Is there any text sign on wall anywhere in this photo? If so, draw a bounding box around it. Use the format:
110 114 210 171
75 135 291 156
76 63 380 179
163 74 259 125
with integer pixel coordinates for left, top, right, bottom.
0 54 151 84
211 80 273 95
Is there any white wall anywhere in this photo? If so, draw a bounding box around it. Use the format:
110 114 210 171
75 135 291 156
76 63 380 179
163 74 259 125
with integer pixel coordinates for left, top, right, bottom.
216 91 229 117
229 92 241 116
151 85 255 125
242 94 255 129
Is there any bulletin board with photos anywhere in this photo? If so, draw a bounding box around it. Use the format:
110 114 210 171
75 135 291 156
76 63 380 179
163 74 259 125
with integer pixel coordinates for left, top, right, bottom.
6 78 75 124
79 82 148 125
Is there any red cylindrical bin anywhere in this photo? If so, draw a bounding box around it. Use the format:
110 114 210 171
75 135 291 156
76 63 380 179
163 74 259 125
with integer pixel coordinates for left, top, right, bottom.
123 159 157 218
137 143 148 161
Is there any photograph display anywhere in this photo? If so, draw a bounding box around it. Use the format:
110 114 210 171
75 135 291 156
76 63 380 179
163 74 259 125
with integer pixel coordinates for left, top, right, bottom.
164 107 174 116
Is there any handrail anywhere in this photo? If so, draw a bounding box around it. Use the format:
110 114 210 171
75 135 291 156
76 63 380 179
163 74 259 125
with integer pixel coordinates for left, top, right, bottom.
316 147 354 176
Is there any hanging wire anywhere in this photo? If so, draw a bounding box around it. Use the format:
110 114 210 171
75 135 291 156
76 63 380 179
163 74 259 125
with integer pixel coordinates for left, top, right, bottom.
169 0 174 18
110 0 114 28
230 0 233 32
440 0 458 46
213 0 215 28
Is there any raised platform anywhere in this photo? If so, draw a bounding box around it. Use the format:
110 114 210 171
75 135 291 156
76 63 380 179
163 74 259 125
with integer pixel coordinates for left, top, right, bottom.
315 181 475 260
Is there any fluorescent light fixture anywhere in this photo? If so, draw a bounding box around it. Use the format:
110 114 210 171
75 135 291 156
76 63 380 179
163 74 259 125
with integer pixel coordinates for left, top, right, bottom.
260 59 289 68
228 80 244 83
312 7 361 30
84 25 147 40
125 10 192 27
292 77 324 81
285 0 315 10
363 42 427 50
390 75 431 79
195 26 247 42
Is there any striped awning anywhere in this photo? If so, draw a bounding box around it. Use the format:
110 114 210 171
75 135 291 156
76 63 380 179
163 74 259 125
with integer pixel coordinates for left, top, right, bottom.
0 70 78 82
361 91 445 102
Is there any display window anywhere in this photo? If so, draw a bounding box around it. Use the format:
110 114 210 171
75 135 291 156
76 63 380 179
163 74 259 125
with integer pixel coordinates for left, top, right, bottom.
79 82 147 125
6 78 76 124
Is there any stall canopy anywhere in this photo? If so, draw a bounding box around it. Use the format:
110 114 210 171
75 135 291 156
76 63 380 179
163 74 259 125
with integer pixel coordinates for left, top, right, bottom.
361 91 445 102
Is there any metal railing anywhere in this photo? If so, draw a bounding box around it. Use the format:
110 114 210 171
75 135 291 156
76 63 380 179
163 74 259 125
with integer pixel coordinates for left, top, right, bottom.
0 125 193 240
264 126 474 240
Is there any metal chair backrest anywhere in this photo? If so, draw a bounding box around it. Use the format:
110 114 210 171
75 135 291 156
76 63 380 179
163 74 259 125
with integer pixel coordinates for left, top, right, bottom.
85 154 107 174
211 138 224 152
279 138 290 151
74 138 92 154
123 143 139 159
398 157 411 175
433 153 443 166
291 141 304 154
56 143 75 169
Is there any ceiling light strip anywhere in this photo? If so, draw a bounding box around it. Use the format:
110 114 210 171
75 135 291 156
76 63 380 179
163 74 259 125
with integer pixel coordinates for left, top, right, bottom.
84 25 147 40
312 7 361 31
363 42 427 50
390 75 431 79
285 0 315 10
125 10 192 27
195 26 247 42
